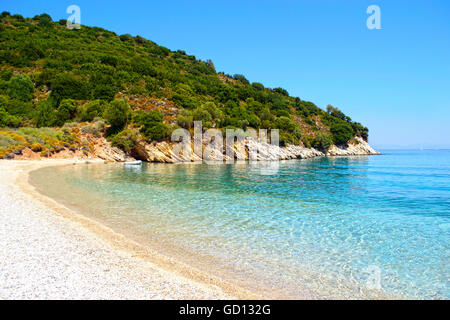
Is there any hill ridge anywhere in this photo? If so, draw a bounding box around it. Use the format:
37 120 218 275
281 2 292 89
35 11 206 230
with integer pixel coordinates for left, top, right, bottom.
0 12 372 159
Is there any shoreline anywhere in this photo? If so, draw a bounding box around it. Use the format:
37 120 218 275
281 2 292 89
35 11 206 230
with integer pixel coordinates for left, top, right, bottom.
1 159 260 299
8 134 379 163
1 152 385 300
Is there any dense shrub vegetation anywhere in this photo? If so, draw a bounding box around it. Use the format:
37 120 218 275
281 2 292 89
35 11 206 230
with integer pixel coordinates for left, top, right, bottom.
0 12 369 157
0 126 87 158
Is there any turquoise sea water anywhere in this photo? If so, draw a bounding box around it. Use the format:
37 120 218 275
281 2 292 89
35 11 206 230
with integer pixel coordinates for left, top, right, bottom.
30 150 450 299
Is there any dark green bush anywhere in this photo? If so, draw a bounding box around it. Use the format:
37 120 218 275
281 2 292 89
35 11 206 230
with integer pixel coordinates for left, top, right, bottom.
55 99 77 126
5 99 34 118
132 110 170 141
275 116 298 132
330 123 354 145
37 13 52 28
176 109 193 129
171 83 197 109
89 74 118 100
80 100 106 121
0 106 22 127
233 74 249 84
352 122 369 141
279 128 301 146
35 69 57 87
133 110 163 126
103 98 130 133
273 87 289 96
246 113 261 128
7 75 34 101
0 70 13 81
51 73 89 103
35 100 56 127
252 82 264 91
20 41 45 61
326 105 351 122
193 107 212 127
142 122 171 141
119 34 134 43
312 132 332 150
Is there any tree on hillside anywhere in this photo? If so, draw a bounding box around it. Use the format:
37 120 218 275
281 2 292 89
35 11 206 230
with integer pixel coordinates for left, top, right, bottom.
193 107 213 127
36 13 52 28
273 87 289 96
313 132 332 150
252 82 264 91
132 110 170 141
330 123 354 145
35 100 56 127
276 116 298 133
0 106 21 127
7 75 34 101
4 98 34 119
202 102 222 120
55 99 77 126
80 100 106 122
326 105 351 122
21 40 45 61
233 74 249 84
143 123 170 141
103 98 130 134
51 73 89 103
176 109 193 129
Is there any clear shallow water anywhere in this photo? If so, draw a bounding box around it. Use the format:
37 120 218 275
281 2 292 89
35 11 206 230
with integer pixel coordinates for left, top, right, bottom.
30 150 450 299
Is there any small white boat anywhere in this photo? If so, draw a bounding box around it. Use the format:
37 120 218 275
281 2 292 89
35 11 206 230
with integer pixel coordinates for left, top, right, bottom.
124 160 142 166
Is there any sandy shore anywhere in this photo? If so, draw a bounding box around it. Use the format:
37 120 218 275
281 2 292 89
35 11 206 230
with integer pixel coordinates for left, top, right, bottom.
0 159 242 299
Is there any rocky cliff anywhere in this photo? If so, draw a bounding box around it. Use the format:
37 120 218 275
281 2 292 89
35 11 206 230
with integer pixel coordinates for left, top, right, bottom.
127 136 379 163
10 135 378 163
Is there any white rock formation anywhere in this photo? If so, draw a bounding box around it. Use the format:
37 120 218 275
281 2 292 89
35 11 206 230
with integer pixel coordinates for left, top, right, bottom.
130 136 379 163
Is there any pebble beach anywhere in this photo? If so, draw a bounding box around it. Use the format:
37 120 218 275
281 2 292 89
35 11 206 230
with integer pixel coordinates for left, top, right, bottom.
0 160 234 300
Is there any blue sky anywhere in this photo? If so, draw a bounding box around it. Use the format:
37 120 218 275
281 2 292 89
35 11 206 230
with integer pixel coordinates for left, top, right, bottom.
2 0 449 149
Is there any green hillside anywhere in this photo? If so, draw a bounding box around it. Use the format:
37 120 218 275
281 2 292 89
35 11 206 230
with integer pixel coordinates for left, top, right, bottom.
0 12 369 157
